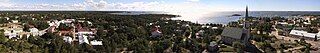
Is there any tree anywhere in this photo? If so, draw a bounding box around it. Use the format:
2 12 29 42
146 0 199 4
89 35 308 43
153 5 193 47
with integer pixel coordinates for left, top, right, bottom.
0 18 8 24
80 43 96 53
29 21 49 30
232 41 244 53
96 27 106 39
0 31 8 44
28 36 37 44
315 35 318 41
304 44 311 53
30 45 41 53
0 44 9 52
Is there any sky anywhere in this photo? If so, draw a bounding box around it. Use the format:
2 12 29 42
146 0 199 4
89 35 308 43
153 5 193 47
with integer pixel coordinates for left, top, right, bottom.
1 0 318 21
0 0 319 11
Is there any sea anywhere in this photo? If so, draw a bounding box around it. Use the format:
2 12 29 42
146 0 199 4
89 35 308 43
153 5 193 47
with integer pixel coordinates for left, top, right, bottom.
106 11 320 24
171 11 320 24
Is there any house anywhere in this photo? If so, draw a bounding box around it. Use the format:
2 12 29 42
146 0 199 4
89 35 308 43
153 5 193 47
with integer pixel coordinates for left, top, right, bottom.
49 20 60 27
150 26 162 38
212 27 218 29
220 27 250 46
63 36 73 44
75 23 95 38
47 26 56 33
196 30 205 39
207 41 219 53
60 19 75 24
4 32 18 39
11 20 19 23
151 30 162 38
59 30 75 39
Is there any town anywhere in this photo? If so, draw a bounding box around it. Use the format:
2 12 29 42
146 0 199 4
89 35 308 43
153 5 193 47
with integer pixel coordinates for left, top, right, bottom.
0 11 319 53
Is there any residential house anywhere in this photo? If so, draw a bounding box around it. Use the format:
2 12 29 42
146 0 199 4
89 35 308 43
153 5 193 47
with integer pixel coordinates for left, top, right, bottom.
150 26 162 38
59 30 75 39
47 26 56 33
60 19 75 24
75 23 95 38
196 30 205 39
207 41 219 53
11 20 19 23
63 36 73 44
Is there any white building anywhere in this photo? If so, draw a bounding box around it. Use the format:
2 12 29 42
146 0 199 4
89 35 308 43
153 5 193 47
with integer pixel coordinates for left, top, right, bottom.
76 32 94 35
90 40 103 45
12 20 19 23
29 28 39 36
3 25 23 39
78 35 89 44
289 30 320 39
63 36 73 44
60 19 75 24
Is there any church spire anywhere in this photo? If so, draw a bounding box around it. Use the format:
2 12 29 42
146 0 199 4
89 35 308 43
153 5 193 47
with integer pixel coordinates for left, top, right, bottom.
245 6 249 18
243 6 249 29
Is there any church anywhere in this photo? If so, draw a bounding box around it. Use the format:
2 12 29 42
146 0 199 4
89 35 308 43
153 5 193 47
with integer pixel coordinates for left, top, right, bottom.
220 6 251 46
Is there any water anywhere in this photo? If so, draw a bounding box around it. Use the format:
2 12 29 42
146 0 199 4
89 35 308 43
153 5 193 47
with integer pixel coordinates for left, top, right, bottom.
172 11 320 24
108 11 320 24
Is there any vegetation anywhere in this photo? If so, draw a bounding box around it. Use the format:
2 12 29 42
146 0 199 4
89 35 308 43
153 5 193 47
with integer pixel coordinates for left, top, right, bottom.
0 11 223 53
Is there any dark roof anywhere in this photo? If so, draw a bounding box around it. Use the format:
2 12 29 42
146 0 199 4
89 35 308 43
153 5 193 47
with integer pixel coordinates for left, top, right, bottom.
221 27 245 39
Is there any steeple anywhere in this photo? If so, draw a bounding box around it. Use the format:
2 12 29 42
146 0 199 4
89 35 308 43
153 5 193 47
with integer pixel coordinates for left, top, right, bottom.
245 6 249 18
243 6 249 29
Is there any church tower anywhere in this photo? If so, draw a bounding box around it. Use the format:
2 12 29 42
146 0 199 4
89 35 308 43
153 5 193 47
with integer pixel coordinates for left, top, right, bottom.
245 6 249 19
243 6 249 29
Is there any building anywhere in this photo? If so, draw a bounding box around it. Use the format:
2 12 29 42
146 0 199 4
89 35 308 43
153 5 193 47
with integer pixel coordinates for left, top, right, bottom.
220 6 251 46
63 36 73 44
11 20 19 23
90 40 103 45
207 41 219 53
75 23 94 35
3 23 23 39
196 30 205 39
29 28 46 36
150 26 162 38
221 27 250 45
60 19 75 24
79 35 90 44
289 30 320 40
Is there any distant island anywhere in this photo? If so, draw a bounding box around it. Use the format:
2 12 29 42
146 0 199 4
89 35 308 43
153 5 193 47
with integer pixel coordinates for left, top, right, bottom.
231 14 242 16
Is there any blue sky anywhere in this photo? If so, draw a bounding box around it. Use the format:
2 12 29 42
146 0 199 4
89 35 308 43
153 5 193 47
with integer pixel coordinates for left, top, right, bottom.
0 0 319 11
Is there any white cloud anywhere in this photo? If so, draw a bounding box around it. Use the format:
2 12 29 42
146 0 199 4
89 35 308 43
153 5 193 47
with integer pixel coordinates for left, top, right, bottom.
0 0 220 19
84 0 108 10
0 0 14 8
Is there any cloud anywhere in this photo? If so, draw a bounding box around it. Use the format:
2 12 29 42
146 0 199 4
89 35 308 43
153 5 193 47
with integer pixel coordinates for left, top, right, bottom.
0 0 14 8
0 0 211 11
0 0 218 19
84 0 108 10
